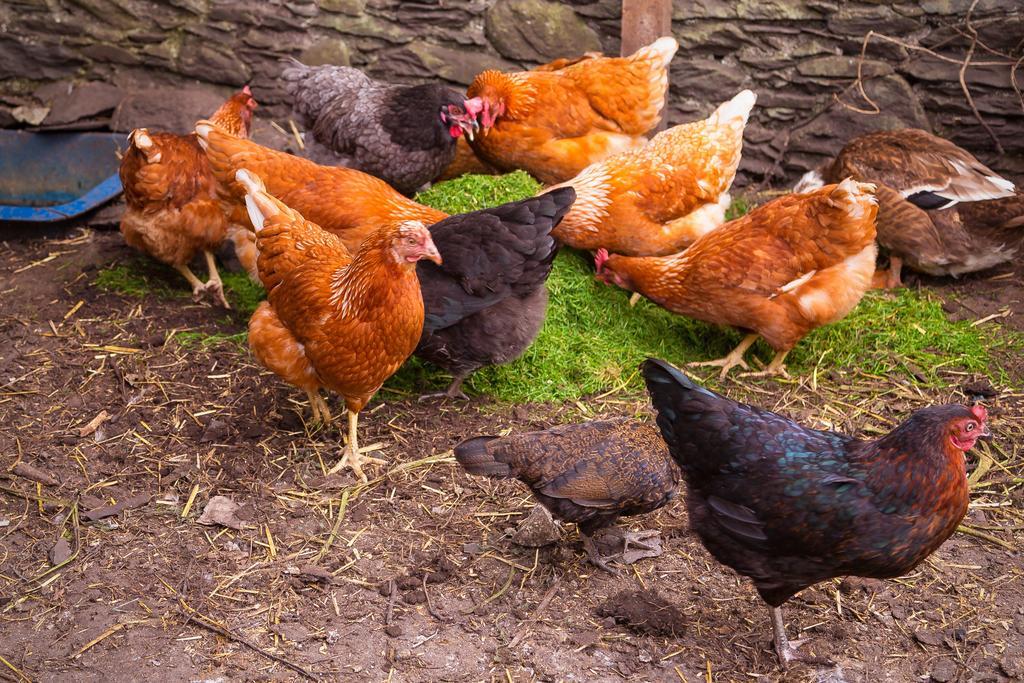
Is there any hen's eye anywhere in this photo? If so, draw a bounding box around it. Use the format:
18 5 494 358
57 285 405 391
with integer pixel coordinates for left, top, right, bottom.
966 423 975 432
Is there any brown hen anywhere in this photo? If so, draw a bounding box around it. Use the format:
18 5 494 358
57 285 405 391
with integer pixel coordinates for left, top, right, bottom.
455 418 678 573
118 87 256 307
466 37 678 184
596 179 879 379
550 89 755 256
239 170 441 482
798 128 1020 287
195 122 446 253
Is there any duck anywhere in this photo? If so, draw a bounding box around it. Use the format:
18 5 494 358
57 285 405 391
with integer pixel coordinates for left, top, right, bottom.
795 128 1022 287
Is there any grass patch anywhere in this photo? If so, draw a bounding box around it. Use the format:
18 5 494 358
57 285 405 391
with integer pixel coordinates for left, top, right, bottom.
95 257 264 315
389 173 1019 402
415 171 541 214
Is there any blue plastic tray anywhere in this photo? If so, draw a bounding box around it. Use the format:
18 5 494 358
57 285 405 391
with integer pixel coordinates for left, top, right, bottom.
0 130 124 222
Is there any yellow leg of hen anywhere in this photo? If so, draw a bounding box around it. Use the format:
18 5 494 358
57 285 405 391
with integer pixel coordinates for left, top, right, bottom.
202 250 231 309
175 264 206 302
326 411 386 482
740 349 791 380
314 394 333 425
688 333 758 379
628 292 642 307
305 390 324 424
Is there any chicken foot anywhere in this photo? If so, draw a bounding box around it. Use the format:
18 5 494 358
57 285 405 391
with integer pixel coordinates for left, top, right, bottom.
175 264 208 303
688 333 758 379
305 390 333 426
327 411 386 482
770 606 833 669
739 350 791 380
580 533 621 576
418 373 471 401
202 250 231 309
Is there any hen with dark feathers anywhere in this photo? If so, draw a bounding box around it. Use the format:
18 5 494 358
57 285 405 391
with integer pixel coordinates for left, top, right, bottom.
455 418 678 573
416 187 575 399
282 60 481 195
642 358 990 667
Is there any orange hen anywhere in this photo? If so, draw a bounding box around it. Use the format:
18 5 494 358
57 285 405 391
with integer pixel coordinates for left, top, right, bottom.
466 37 678 184
118 87 257 307
550 90 756 256
195 122 445 253
596 179 879 379
239 170 442 482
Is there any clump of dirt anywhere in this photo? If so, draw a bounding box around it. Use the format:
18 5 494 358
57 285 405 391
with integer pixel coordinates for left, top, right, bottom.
597 589 687 636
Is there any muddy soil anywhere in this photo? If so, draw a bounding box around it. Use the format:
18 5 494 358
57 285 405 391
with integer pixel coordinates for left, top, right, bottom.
1 227 1022 683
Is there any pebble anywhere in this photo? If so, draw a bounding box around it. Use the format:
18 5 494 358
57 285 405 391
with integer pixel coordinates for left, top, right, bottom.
930 658 958 682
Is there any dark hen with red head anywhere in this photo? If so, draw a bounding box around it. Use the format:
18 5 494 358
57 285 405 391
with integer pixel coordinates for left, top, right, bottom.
282 60 482 195
455 418 678 573
641 358 989 667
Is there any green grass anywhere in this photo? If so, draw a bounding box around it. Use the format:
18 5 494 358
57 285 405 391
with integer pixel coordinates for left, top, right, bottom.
415 171 541 214
95 257 264 316
389 174 1020 402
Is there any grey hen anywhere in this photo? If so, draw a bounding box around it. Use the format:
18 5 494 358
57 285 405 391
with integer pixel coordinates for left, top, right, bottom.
416 187 575 399
282 60 482 195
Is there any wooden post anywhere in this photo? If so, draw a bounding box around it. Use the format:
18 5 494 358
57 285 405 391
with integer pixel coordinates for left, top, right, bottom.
621 0 672 133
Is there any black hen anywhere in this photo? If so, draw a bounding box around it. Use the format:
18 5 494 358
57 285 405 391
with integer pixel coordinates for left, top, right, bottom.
282 60 481 195
416 188 575 398
455 418 679 573
641 358 989 667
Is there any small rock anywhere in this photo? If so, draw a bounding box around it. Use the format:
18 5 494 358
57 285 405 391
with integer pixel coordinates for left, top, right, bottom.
48 538 72 565
402 590 426 605
462 542 483 555
512 505 560 548
914 629 945 647
1001 654 1023 678
200 419 230 443
325 629 340 645
384 624 403 637
930 658 958 682
196 496 244 530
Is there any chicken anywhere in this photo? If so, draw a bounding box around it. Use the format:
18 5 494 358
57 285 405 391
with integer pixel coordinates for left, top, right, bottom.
796 129 1020 287
415 188 575 398
549 90 755 256
282 60 482 195
119 87 257 307
238 169 442 482
454 418 678 573
466 36 678 184
595 179 879 379
641 358 990 666
195 122 446 253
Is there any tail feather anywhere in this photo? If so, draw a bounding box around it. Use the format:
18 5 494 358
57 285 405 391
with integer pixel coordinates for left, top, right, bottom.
631 36 679 69
711 89 757 129
454 436 511 478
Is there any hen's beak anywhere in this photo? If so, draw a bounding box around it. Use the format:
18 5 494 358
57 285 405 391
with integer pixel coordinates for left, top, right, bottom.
979 423 993 440
458 117 478 142
422 239 443 265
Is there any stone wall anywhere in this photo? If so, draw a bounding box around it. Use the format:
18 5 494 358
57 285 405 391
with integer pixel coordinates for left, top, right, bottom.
1 0 1021 186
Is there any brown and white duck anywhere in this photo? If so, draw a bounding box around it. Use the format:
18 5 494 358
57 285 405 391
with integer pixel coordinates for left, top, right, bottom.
796 128 1021 287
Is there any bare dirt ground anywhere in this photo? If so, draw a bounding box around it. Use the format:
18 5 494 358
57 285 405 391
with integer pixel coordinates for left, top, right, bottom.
1 226 1022 683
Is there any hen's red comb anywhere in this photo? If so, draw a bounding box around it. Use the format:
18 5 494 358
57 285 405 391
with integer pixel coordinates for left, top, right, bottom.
242 85 252 95
594 248 610 274
970 404 988 422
